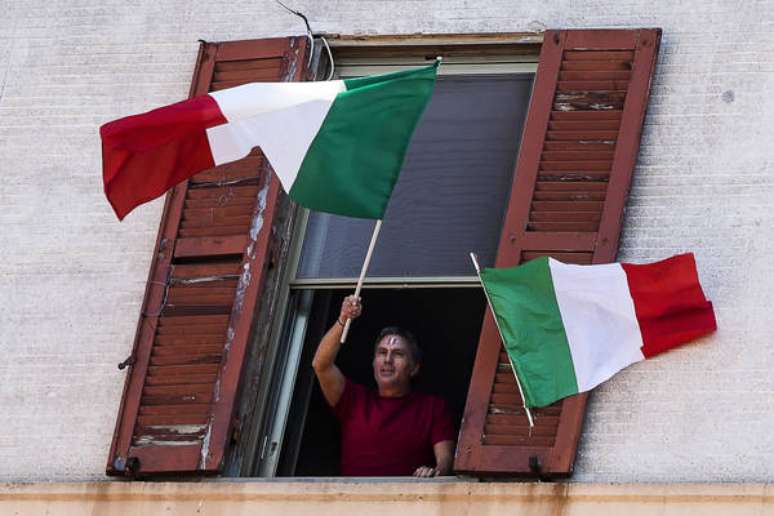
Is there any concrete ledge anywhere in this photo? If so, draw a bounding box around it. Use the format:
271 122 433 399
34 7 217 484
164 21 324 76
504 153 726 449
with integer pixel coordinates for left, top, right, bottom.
2 481 774 515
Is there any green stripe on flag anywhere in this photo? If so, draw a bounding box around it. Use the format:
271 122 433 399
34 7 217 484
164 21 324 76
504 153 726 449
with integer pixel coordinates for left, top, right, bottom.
289 63 438 219
480 257 579 408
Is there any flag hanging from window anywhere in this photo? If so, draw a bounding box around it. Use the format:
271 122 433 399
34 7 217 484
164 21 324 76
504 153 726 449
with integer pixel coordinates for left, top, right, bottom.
101 63 439 220
479 253 717 408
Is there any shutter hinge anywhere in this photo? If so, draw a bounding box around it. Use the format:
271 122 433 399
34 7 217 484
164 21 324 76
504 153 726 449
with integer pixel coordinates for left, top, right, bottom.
230 415 242 444
529 455 550 481
157 237 176 262
269 231 283 269
117 354 136 370
113 456 141 478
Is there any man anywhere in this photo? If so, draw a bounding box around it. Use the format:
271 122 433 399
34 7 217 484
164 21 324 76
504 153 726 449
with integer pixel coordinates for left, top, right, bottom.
312 295 456 477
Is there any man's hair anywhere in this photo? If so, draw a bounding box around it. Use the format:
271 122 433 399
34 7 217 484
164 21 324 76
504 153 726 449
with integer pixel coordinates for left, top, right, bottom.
374 326 422 365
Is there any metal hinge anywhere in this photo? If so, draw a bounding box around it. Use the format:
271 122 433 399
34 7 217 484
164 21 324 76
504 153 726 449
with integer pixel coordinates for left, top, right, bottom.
230 416 242 444
269 231 282 269
158 237 168 258
113 456 140 478
529 455 551 482
117 354 136 370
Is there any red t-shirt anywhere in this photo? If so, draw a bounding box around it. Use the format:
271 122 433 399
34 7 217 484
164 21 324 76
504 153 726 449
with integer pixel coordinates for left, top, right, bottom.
333 379 456 476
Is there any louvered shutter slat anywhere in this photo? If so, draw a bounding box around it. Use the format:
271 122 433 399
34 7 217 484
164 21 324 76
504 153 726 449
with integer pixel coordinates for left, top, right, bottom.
454 28 661 477
107 37 309 476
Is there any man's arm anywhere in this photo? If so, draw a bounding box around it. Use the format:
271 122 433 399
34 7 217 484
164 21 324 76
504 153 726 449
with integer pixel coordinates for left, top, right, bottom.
312 295 361 407
433 440 455 475
413 440 455 477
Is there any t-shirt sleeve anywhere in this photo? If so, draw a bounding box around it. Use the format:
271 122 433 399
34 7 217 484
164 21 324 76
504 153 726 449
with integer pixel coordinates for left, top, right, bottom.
332 378 361 422
430 396 457 445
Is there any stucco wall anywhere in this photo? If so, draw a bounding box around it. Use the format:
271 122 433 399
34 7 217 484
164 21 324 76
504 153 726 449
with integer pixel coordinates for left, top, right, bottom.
1 0 772 482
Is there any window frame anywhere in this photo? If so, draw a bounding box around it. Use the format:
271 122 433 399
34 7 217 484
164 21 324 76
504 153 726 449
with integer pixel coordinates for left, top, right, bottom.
242 38 543 478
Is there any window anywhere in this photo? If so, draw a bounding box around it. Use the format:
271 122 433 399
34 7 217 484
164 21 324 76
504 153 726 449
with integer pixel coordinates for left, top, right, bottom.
107 29 661 479
255 58 537 476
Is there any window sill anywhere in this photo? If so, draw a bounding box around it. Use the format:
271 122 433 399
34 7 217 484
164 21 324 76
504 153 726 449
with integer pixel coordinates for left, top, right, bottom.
214 476 470 483
2 481 771 516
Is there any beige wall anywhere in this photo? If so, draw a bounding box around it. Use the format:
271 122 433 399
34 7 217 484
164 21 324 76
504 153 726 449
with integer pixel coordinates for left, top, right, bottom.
1 0 773 482
3 481 774 516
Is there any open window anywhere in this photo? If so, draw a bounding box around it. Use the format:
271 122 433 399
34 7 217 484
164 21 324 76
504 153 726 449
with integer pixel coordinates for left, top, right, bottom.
107 30 660 479
252 51 537 476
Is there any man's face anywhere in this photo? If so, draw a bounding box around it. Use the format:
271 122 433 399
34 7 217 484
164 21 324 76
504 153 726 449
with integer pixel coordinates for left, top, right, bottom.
372 335 419 391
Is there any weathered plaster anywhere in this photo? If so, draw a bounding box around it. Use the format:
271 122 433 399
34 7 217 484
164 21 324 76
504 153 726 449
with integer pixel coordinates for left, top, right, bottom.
3 481 774 516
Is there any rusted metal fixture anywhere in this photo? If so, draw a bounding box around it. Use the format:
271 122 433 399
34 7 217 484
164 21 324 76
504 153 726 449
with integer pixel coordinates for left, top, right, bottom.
117 355 135 370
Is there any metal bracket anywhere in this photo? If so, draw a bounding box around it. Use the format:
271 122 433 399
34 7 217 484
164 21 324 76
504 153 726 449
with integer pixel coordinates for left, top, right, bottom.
269 233 282 269
529 455 550 481
113 456 141 478
230 415 242 444
124 457 140 478
117 354 136 370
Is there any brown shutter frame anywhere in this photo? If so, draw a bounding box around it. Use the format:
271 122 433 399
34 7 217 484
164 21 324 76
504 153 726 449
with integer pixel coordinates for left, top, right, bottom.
107 37 309 476
454 28 661 477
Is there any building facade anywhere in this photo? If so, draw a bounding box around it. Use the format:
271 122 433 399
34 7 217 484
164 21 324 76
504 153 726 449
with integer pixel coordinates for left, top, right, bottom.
1 0 773 512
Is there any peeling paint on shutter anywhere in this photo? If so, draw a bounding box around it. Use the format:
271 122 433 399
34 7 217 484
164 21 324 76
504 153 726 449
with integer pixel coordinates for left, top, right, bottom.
454 28 661 477
107 37 310 476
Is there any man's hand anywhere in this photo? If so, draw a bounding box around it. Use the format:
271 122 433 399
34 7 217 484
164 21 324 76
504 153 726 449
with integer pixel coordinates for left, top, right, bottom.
312 295 362 408
339 295 362 323
412 441 454 477
413 466 438 478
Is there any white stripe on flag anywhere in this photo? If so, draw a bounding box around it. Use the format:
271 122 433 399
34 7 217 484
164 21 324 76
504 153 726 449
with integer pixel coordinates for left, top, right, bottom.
210 81 346 122
548 258 645 392
206 81 346 190
207 100 335 191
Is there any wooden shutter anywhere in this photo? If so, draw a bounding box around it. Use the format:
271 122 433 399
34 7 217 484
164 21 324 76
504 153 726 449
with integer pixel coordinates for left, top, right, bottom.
454 28 661 477
106 37 310 476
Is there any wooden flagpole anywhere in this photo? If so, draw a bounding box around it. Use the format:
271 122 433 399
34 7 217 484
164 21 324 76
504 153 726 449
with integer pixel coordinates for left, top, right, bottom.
470 252 534 428
340 219 383 343
339 57 442 344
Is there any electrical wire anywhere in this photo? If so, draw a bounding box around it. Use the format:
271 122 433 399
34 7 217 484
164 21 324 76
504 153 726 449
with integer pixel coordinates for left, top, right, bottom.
273 1 335 80
320 35 335 80
274 0 315 66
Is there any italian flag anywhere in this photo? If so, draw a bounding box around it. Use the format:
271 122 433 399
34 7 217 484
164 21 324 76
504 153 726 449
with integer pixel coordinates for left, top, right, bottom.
480 253 717 408
101 64 438 220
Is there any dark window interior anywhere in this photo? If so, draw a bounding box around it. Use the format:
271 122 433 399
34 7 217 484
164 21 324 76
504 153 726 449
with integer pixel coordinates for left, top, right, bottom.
276 287 486 476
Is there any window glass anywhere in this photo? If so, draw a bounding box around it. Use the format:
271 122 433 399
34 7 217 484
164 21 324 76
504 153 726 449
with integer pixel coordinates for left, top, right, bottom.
296 74 533 279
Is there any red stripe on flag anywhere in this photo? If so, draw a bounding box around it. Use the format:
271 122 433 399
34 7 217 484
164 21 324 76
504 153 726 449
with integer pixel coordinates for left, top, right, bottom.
101 95 227 220
621 253 717 358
